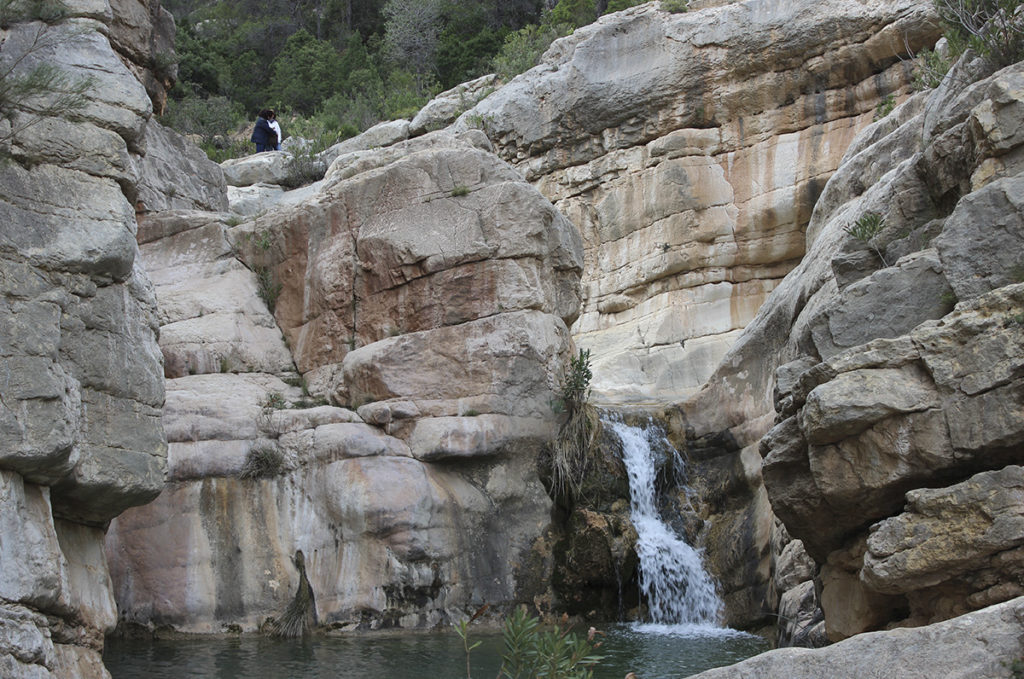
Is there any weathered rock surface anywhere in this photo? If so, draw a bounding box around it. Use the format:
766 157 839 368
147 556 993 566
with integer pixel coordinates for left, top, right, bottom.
318 119 412 169
135 120 228 214
712 51 1024 640
459 0 939 405
221 151 296 187
864 465 1024 621
688 596 1024 679
230 129 582 408
0 0 170 674
107 124 576 632
410 73 498 136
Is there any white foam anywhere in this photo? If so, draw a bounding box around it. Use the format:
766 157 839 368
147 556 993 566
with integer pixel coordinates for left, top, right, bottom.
610 418 724 626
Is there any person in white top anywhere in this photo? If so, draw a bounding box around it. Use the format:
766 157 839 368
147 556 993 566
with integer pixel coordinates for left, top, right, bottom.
267 110 282 151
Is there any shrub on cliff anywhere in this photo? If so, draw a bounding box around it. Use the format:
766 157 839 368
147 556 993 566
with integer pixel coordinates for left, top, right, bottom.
936 0 1024 68
549 349 602 502
240 441 285 479
0 0 93 154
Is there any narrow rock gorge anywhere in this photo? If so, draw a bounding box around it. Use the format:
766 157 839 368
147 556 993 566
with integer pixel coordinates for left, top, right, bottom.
2 0 1023 675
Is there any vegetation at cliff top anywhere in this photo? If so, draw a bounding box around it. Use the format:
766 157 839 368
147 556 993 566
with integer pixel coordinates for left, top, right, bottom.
915 0 1024 89
162 0 646 160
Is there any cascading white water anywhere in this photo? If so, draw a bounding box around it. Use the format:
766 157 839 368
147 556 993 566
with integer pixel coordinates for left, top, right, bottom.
609 419 723 628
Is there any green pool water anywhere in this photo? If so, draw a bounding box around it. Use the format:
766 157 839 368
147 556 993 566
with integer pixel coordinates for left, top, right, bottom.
104 624 769 679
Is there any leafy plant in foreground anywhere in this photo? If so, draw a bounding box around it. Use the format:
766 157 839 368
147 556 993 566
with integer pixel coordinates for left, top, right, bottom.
0 0 94 153
456 607 608 679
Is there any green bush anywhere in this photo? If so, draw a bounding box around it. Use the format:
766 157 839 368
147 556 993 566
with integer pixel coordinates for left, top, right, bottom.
604 0 645 13
549 349 600 502
844 212 885 241
491 22 569 81
874 94 896 121
661 0 689 12
546 0 597 29
456 607 607 679
255 265 282 312
162 93 242 145
936 0 1024 68
912 47 953 90
844 213 889 266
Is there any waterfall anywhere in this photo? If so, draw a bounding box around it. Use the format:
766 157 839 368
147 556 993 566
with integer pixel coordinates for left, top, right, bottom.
609 418 723 628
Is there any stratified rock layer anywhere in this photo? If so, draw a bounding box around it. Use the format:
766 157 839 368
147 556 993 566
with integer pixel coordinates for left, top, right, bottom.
459 0 939 405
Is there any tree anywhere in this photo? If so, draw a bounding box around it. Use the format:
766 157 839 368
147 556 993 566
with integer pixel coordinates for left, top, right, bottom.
546 0 597 29
268 29 345 114
381 0 442 80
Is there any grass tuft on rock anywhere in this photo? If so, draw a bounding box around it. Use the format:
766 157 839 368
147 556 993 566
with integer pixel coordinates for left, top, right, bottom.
550 349 602 502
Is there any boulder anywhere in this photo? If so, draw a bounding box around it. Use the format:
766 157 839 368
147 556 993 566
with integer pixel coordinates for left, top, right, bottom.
221 151 294 187
688 596 1024 679
935 174 1024 300
226 183 286 216
410 73 498 136
230 130 582 384
342 311 569 419
863 466 1024 611
318 119 411 167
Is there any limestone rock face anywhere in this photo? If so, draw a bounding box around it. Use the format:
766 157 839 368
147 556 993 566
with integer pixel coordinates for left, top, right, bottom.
231 129 582 407
107 127 575 632
712 52 1024 641
458 0 939 405
410 73 498 136
687 596 1024 679
863 466 1024 618
221 151 298 188
135 120 229 214
0 0 170 674
317 119 411 168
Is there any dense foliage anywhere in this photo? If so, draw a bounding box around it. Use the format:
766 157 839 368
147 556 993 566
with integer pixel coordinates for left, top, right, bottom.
163 0 646 156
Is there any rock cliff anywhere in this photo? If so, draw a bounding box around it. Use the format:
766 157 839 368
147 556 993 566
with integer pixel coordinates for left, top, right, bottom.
6 0 1022 671
457 0 938 405
747 54 1024 641
105 129 580 632
0 0 174 674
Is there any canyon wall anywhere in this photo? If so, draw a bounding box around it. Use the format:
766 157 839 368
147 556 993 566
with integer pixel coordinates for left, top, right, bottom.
101 0 960 637
0 0 176 674
457 0 938 405
685 48 1024 640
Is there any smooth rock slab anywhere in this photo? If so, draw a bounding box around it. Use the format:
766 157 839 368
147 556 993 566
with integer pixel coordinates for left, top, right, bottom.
407 415 553 461
687 596 1024 679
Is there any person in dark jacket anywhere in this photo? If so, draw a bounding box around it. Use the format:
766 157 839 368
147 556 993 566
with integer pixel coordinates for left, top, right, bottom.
250 109 277 152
